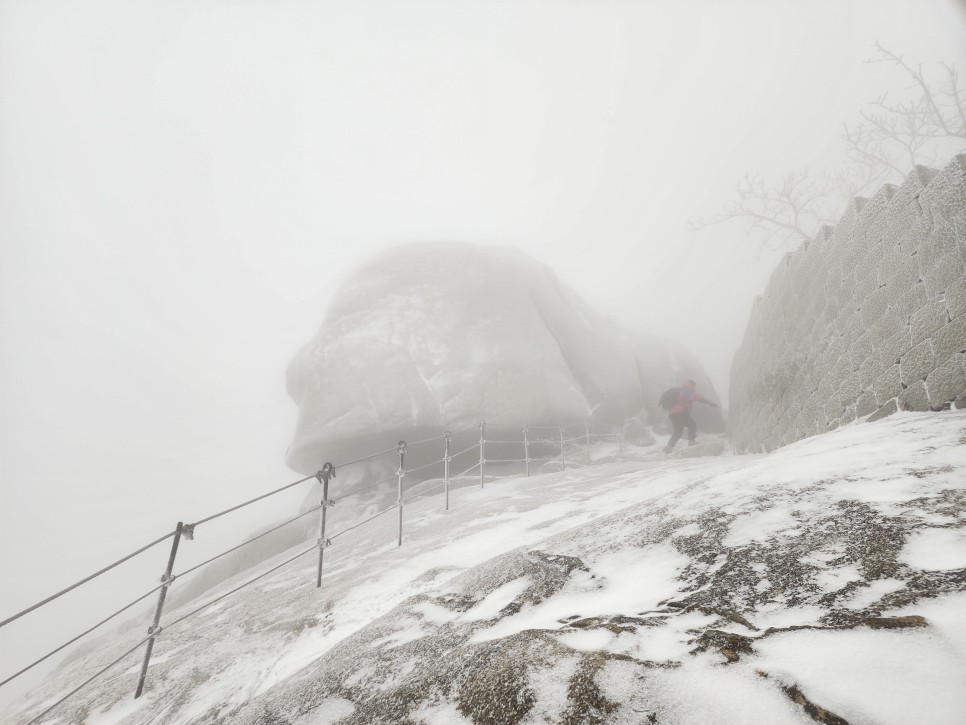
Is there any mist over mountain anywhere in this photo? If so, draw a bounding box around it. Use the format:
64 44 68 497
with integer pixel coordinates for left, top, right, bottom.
286 243 724 476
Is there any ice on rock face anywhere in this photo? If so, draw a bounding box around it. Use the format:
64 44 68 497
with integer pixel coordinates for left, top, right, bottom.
285 242 724 473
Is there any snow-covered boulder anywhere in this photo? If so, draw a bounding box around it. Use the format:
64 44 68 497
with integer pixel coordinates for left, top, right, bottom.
286 243 723 474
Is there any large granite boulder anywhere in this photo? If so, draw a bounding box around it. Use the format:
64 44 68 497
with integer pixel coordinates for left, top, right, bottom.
286 243 724 474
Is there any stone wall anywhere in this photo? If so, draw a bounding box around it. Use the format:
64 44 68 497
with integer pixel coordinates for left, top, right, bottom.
730 155 966 453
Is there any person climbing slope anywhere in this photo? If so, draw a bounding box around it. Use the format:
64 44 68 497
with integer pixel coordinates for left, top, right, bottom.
660 379 718 454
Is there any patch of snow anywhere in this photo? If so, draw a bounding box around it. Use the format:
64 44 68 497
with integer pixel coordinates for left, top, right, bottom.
303 696 355 724
121 644 189 675
723 506 799 547
459 577 530 622
753 626 966 725
341 665 374 689
595 659 660 722
841 579 906 609
521 656 580 724
84 694 152 725
748 604 827 631
557 628 614 652
644 657 809 725
374 656 419 692
799 543 847 566
670 522 702 538
409 698 474 725
899 528 966 571
886 591 966 665
253 629 329 696
369 624 427 649
471 546 688 644
176 651 278 723
411 600 459 625
610 611 718 662
814 564 862 594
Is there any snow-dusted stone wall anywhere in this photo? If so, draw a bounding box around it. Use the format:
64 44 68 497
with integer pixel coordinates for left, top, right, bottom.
730 155 966 453
286 243 724 474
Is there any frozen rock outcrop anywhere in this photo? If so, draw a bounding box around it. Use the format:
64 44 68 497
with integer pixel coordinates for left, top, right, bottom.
286 243 723 474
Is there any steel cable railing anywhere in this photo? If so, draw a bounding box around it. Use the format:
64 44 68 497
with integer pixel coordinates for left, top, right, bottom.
3 417 625 718
0 480 316 697
449 443 480 459
329 504 399 540
0 584 164 688
330 446 399 469
450 461 481 479
405 458 446 475
404 434 447 448
163 546 317 632
189 475 316 528
176 506 323 579
0 530 177 630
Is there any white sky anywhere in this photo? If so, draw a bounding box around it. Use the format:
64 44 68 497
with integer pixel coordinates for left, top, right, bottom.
1 0 964 707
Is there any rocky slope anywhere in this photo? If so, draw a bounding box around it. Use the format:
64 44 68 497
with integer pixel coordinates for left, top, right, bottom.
9 412 965 724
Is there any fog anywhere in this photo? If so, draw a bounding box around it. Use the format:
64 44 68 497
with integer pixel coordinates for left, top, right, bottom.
1 0 964 709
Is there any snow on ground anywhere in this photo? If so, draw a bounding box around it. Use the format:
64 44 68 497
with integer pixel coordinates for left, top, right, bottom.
7 412 966 724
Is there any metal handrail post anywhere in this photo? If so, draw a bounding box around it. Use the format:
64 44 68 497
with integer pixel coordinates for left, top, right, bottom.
134 522 184 699
443 432 451 511
396 441 407 546
523 426 530 477
479 419 486 488
316 463 336 588
559 427 565 469
585 422 591 464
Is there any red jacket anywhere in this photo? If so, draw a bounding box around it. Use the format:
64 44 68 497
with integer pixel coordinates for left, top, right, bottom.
669 381 706 415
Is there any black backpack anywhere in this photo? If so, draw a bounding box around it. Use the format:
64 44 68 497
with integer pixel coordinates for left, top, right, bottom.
659 387 680 411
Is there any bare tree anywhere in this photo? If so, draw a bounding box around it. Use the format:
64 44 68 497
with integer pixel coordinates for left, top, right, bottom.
693 167 872 252
845 43 966 176
694 44 966 250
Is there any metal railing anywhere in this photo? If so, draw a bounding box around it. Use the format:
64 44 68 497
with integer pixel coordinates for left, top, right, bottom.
3 418 625 724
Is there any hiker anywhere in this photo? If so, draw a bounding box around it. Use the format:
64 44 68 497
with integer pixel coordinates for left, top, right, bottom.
661 379 718 454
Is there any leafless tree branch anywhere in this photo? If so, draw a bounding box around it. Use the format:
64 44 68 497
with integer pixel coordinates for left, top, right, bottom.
695 44 965 252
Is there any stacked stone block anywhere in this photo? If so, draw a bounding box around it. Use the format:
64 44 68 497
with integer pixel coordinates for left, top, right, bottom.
730 155 966 453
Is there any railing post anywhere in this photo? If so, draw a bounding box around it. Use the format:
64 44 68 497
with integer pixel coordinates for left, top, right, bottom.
559 427 565 469
479 419 486 488
443 431 451 511
316 463 336 588
523 425 530 477
585 422 591 464
396 441 407 546
134 522 184 699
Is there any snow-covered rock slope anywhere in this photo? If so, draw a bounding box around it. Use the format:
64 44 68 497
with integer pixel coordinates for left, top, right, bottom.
13 413 966 724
